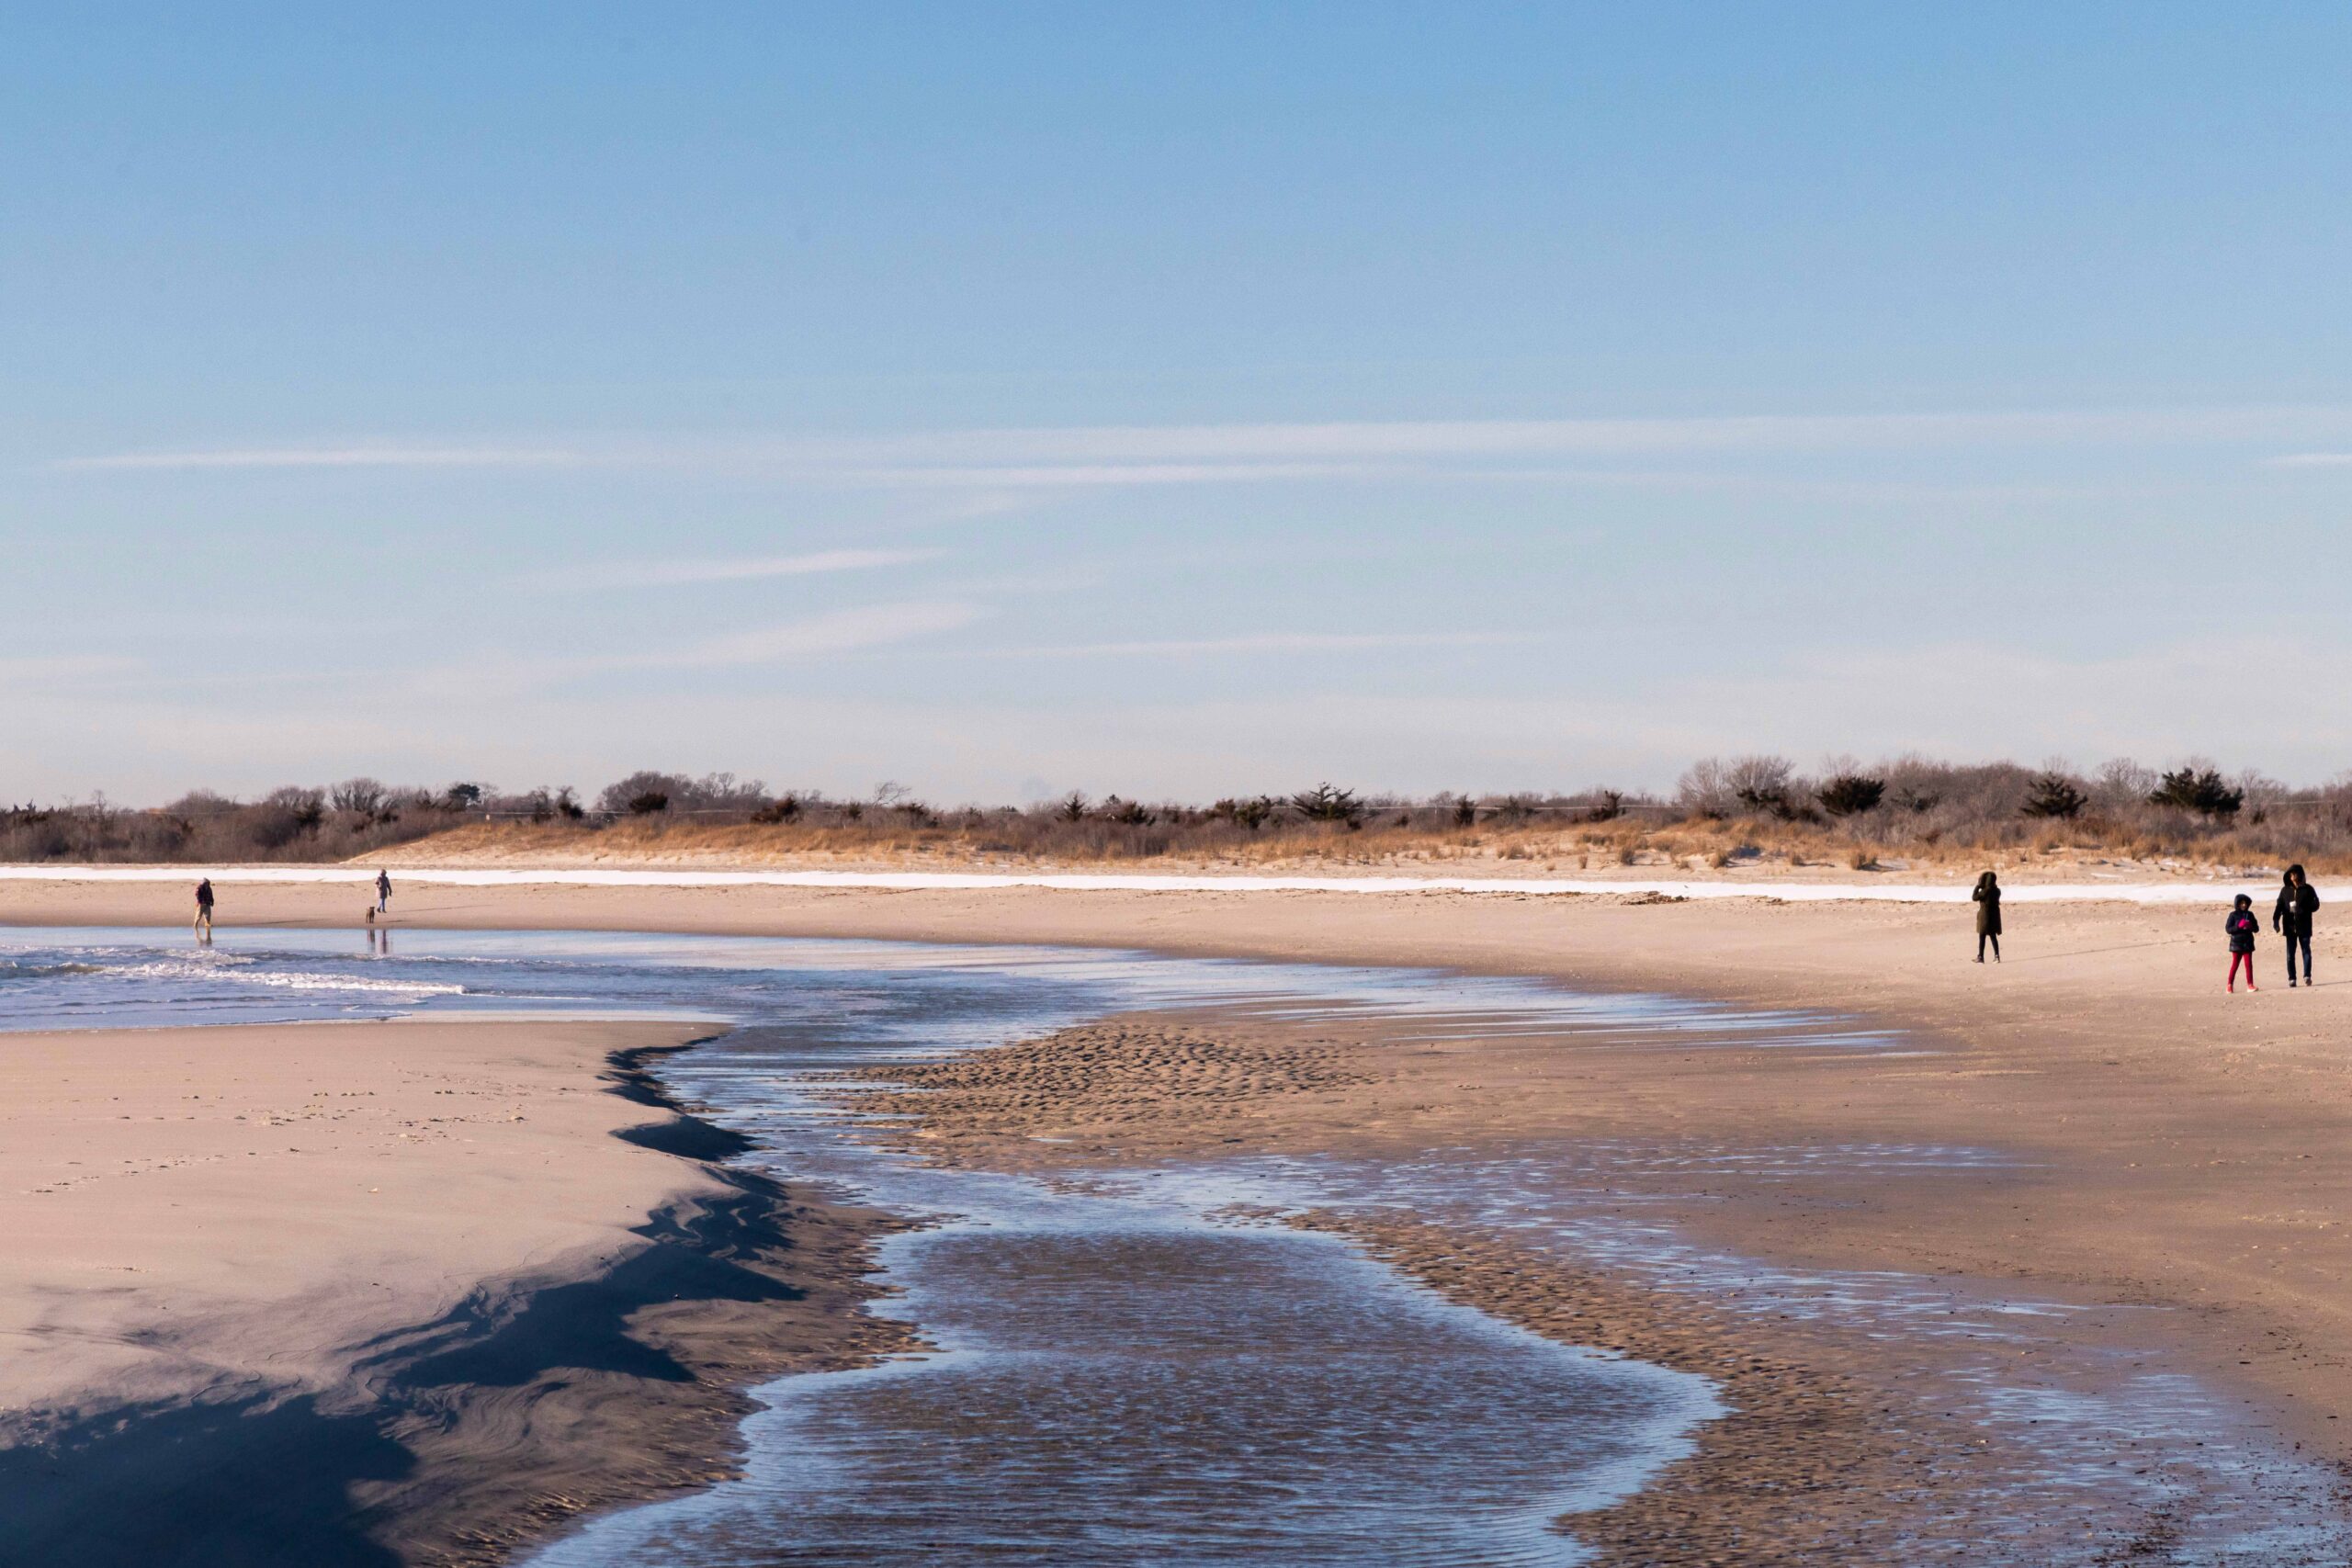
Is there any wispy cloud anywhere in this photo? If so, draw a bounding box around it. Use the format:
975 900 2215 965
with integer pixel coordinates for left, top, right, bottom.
61 445 587 471
826 406 2352 465
989 631 1540 658
541 547 942 592
2266 453 2352 468
399 599 989 704
823 462 1375 488
653 602 983 662
61 402 2352 486
638 601 987 669
0 653 146 683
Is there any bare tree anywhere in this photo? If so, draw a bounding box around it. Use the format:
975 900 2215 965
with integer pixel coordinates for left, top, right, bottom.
329 778 387 817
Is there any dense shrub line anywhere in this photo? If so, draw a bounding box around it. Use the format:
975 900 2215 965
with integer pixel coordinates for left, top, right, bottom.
8 756 2352 866
0 779 535 863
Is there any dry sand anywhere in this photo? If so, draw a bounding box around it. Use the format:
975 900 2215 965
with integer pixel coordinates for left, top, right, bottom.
10 874 2352 1557
0 1016 903 1566
364 816 2302 886
0 1018 703 1413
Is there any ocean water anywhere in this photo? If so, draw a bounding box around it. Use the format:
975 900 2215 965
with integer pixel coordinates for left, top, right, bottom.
0 926 2340 1564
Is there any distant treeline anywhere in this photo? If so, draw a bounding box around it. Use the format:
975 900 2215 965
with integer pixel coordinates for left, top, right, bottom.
7 757 2352 865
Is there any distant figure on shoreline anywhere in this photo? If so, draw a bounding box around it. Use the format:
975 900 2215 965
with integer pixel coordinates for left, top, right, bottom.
2227 894 2260 992
194 877 214 941
2274 864 2320 988
1972 871 2001 963
375 869 391 916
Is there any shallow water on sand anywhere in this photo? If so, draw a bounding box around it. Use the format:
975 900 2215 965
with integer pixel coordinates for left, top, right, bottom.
527 1164 1708 1568
2 927 2343 1563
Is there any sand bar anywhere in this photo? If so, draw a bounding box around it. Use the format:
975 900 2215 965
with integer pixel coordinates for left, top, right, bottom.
0 1015 904 1566
0 1017 711 1413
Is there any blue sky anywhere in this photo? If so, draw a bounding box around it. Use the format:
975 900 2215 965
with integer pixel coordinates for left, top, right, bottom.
6 5 2351 803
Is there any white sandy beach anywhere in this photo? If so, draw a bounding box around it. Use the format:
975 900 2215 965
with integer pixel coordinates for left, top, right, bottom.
0 1017 716 1418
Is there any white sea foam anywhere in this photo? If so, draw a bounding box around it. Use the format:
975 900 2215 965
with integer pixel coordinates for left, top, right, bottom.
108 959 464 997
230 971 466 996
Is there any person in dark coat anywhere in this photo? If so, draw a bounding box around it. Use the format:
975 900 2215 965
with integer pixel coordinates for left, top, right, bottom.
1972 871 2002 963
193 876 214 940
2274 863 2320 987
2227 894 2260 991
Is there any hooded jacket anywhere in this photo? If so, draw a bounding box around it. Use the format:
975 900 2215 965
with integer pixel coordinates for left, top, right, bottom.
1972 874 2002 935
2227 906 2259 953
2274 866 2321 937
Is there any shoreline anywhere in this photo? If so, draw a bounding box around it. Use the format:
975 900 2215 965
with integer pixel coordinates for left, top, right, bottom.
1288 1212 1952 1566
0 1021 909 1567
354 1040 914 1568
818 1021 1940 1562
829 1009 2349 1562
0 859 2331 903
8 879 2352 1550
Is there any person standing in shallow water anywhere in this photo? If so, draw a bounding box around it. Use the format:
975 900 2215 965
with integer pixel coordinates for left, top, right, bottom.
1972 871 2002 963
2274 863 2320 988
193 877 214 940
2227 894 2261 992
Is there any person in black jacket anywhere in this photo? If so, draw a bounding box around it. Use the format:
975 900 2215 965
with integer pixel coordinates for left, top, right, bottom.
2274 863 2320 987
1972 871 2002 963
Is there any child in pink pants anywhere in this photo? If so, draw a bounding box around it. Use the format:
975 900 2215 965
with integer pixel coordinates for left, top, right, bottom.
2226 895 2259 992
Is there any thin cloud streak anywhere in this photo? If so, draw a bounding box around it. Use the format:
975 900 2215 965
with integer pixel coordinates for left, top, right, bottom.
988 631 1541 658
62 446 588 471
828 406 2352 464
0 653 147 683
399 600 989 704
59 402 2352 480
2267 453 2352 468
825 462 1373 488
650 601 986 669
543 547 942 592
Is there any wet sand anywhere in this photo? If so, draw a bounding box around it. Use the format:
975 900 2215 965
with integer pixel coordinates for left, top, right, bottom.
833 1010 2349 1562
11 876 2352 1554
0 1017 904 1566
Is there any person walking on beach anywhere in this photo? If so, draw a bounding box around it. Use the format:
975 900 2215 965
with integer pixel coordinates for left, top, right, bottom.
2227 894 2261 992
375 869 391 916
2274 864 2320 988
194 877 214 940
1972 871 2002 963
